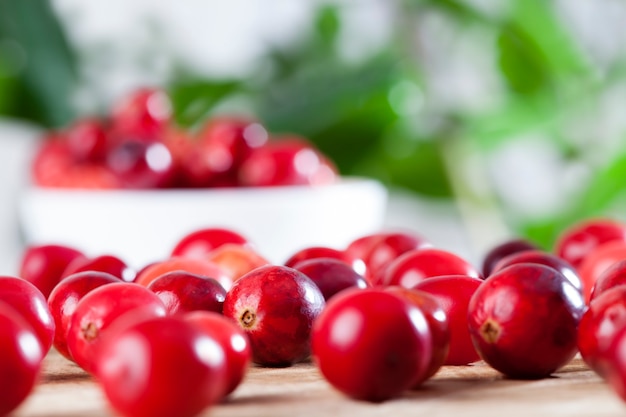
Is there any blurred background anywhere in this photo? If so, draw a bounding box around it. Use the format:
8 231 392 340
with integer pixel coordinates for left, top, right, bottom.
1 0 626 269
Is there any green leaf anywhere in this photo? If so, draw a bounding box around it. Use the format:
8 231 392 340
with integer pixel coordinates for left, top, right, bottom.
168 80 243 129
0 0 78 127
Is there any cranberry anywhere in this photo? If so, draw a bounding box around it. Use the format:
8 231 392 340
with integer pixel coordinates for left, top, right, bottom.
184 311 252 398
66 282 167 373
491 250 582 293
147 271 226 315
385 287 450 385
601 325 626 401
96 315 227 417
284 246 348 268
578 241 626 303
205 244 270 283
65 118 110 162
382 248 482 288
292 257 369 301
47 271 122 360
0 276 55 353
413 275 482 365
312 288 433 402
19 243 84 298
344 230 430 282
223 265 325 366
135 257 231 290
577 286 626 376
62 254 134 282
554 218 626 270
110 88 172 140
0 301 44 416
183 117 268 187
481 238 537 277
591 260 626 301
171 227 248 259
106 139 176 188
238 137 337 187
468 264 584 378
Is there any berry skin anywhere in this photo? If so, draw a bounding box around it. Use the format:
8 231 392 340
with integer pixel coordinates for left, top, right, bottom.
19 243 84 298
468 264 584 379
0 301 44 416
171 227 248 260
312 288 433 402
96 315 228 417
481 238 537 277
591 259 626 301
147 271 226 315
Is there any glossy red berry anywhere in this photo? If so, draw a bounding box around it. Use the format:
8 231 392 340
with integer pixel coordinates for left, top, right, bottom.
481 238 537 277
171 227 248 259
65 118 110 163
554 218 626 270
110 88 172 140
382 248 482 288
344 230 430 282
19 243 84 298
591 260 626 301
312 288 433 402
223 265 325 366
385 287 450 385
413 275 482 365
0 276 55 353
96 315 227 417
284 246 348 268
577 286 626 376
578 241 626 303
468 264 584 378
491 250 582 293
47 271 122 360
0 301 44 416
67 282 167 373
106 139 175 189
293 257 369 301
147 271 226 315
62 254 134 282
184 311 252 398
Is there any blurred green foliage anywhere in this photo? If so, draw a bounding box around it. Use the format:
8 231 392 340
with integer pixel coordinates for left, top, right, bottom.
1 0 626 250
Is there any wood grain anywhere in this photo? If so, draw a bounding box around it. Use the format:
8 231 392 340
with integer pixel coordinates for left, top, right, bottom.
13 351 626 417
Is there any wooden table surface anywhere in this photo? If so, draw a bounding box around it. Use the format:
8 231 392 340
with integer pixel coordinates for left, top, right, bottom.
12 351 626 417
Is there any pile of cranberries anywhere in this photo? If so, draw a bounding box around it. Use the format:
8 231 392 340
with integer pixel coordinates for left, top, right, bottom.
31 88 337 189
7 217 626 415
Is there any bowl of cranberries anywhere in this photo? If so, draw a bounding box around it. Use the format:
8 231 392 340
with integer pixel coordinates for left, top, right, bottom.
19 88 388 268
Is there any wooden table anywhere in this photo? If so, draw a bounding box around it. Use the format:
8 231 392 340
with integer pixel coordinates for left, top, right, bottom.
12 351 626 417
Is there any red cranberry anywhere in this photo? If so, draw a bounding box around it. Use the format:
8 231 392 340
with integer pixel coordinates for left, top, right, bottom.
385 287 450 385
591 260 626 301
19 243 84 298
147 271 226 315
292 257 369 301
0 301 44 416
183 117 268 187
65 118 110 162
468 264 584 378
171 227 248 259
238 137 336 187
413 275 482 365
578 241 626 303
66 282 167 373
204 244 270 283
601 325 626 401
344 230 430 282
577 286 626 376
184 311 252 398
135 257 231 290
222 265 325 366
312 288 433 402
554 218 626 270
62 254 134 282
110 88 172 140
96 315 227 417
382 248 482 288
491 250 582 293
481 238 537 277
0 276 55 353
47 271 122 360
106 139 176 189
284 246 348 268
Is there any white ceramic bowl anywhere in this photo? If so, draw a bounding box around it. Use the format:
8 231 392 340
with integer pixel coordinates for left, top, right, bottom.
19 177 388 269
